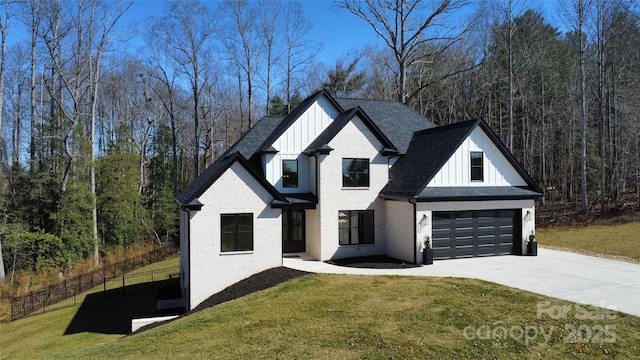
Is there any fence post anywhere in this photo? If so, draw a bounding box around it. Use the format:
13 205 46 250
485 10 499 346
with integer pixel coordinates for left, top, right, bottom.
122 274 126 296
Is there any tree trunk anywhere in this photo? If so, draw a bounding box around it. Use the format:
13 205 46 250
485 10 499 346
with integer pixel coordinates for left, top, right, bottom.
579 0 588 214
507 0 514 151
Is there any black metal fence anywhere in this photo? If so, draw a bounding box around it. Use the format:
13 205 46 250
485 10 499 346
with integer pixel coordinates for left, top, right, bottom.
10 244 179 321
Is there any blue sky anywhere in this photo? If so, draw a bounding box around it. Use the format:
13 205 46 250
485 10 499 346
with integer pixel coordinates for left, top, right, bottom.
124 0 375 66
298 0 377 63
123 0 563 66
7 0 561 66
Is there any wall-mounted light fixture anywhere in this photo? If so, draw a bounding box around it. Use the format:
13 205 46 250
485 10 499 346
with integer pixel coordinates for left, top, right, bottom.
418 214 429 231
524 210 533 222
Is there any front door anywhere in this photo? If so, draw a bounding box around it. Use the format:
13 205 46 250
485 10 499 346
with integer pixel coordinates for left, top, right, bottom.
283 210 305 253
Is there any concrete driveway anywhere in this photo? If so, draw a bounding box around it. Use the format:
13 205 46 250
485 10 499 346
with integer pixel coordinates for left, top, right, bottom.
284 248 640 317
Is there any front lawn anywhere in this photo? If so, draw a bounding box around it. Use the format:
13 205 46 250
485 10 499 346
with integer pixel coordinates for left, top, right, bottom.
3 274 638 359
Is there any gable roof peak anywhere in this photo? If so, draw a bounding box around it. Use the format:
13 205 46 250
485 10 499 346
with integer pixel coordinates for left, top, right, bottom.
175 151 286 206
257 90 344 153
304 105 397 155
381 117 542 198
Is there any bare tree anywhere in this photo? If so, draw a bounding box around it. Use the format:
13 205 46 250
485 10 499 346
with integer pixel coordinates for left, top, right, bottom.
577 0 589 214
559 0 590 213
25 0 41 169
38 0 77 193
38 0 130 264
5 44 28 166
0 0 11 170
257 0 281 115
144 51 182 195
150 0 216 176
87 0 131 264
222 0 263 132
594 0 609 213
281 1 320 113
341 0 473 104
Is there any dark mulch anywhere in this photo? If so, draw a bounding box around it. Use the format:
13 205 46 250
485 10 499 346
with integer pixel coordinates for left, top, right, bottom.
325 255 420 269
133 257 416 334
132 267 311 335
192 267 311 312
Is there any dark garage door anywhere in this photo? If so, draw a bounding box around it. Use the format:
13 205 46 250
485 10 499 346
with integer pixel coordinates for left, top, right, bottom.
432 210 519 260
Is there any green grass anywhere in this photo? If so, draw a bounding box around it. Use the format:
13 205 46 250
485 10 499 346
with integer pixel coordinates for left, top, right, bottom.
2 273 639 359
127 255 180 274
537 221 640 261
0 256 180 359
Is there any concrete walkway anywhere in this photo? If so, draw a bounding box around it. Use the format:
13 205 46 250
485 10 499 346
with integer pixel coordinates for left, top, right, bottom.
284 248 640 317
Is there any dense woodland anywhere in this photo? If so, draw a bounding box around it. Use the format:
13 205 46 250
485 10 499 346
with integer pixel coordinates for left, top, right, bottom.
0 0 638 281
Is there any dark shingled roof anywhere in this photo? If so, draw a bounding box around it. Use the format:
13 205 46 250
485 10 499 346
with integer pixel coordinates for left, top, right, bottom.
336 98 435 154
380 118 542 200
304 107 397 155
177 91 540 207
416 187 542 201
175 152 286 206
271 193 318 209
223 115 284 159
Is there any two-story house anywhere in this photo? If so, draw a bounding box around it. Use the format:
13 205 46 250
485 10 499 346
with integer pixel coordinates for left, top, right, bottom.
176 90 542 310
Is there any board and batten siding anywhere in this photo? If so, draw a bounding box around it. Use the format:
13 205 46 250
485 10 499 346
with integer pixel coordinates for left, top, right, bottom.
427 127 527 187
265 97 340 194
186 162 282 310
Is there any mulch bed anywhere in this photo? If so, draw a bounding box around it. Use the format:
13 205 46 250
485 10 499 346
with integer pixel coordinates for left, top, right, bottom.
132 267 311 334
191 267 311 312
325 255 421 269
134 256 418 334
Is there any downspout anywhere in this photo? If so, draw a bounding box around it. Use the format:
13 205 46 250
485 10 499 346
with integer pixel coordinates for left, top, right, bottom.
180 199 203 311
410 198 417 264
179 207 191 310
311 153 319 258
186 209 191 310
312 154 319 197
